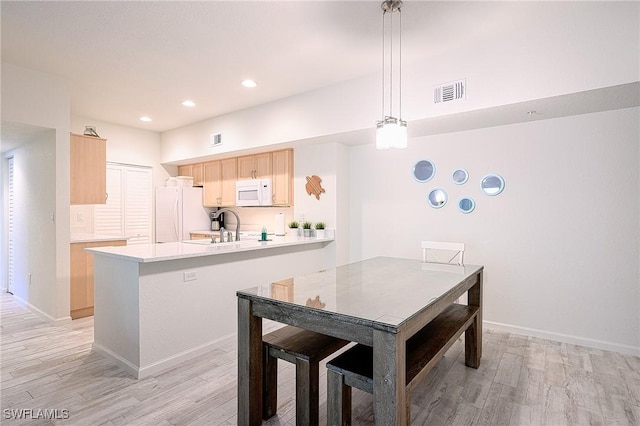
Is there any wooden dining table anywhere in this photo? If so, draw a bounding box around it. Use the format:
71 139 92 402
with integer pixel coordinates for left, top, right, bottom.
236 256 484 425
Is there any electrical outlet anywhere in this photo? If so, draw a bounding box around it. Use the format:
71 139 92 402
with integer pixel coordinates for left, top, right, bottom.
183 271 197 282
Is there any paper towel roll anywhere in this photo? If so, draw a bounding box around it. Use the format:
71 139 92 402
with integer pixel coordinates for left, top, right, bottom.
275 213 286 236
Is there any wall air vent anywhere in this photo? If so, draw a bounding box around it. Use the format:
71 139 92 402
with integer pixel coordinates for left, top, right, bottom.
433 79 466 104
210 133 222 148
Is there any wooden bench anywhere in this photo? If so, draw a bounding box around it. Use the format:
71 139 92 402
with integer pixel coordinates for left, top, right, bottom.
326 303 480 425
262 325 350 425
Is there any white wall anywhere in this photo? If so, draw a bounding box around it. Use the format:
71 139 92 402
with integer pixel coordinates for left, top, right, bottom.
70 116 168 188
159 2 639 164
69 116 168 239
4 134 58 319
294 142 349 266
348 107 640 355
1 62 71 322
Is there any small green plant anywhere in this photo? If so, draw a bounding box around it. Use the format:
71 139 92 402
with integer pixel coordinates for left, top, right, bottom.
288 221 299 228
315 222 325 230
302 221 313 229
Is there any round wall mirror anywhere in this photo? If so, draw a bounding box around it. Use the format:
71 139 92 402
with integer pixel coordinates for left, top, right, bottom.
458 197 476 214
427 188 448 208
480 174 505 196
413 159 436 183
452 169 469 185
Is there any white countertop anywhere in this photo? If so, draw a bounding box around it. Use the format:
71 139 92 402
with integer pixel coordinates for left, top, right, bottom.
85 235 333 263
71 233 128 244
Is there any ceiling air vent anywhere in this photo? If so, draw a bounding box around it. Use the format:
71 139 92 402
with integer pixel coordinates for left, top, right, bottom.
433 79 466 104
210 133 222 148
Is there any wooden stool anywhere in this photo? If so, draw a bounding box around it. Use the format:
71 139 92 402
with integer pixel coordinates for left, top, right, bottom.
262 325 349 425
326 304 479 425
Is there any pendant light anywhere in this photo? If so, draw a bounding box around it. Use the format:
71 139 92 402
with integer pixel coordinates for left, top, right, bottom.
376 0 407 150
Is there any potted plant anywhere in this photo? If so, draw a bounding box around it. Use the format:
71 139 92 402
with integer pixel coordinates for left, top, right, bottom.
315 222 326 238
288 221 300 237
302 221 313 237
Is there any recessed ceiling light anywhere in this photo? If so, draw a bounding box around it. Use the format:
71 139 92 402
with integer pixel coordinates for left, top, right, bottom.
241 79 258 88
139 116 152 122
182 100 196 107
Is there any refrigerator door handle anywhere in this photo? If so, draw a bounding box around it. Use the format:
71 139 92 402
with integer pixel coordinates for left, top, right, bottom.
173 198 179 241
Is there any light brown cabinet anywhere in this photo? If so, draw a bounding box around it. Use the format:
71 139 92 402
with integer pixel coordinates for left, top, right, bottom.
203 158 237 207
70 133 107 205
272 149 294 206
178 163 204 186
70 240 126 319
237 152 272 180
190 233 212 240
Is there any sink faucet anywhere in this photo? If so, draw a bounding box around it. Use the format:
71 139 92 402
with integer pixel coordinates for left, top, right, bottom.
212 209 240 242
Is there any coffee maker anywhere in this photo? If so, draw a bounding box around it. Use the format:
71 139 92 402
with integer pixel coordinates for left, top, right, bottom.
210 211 225 231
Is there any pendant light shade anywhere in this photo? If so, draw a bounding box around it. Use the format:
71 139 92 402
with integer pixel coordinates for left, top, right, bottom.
376 0 407 150
376 116 407 149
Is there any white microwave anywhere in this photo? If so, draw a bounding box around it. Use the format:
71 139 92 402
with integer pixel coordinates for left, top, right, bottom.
236 178 273 206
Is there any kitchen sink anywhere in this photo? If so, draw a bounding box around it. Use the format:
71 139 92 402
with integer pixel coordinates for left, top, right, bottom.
182 239 257 249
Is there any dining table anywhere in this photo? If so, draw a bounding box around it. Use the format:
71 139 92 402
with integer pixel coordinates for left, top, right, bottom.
236 256 484 425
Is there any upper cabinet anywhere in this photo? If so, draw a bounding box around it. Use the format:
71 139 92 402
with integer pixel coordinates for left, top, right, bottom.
70 133 106 205
203 158 237 207
237 152 272 180
185 148 294 207
178 163 204 186
272 149 293 206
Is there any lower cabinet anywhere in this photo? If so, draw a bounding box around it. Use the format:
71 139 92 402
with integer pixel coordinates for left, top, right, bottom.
70 240 127 319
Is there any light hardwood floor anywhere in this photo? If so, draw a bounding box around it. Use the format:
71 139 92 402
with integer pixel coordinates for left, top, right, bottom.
1 293 639 425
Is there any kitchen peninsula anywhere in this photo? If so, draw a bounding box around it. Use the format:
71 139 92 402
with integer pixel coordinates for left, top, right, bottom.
86 236 335 379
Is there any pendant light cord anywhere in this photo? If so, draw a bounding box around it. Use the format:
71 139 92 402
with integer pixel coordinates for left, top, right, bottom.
399 6 402 120
381 9 385 121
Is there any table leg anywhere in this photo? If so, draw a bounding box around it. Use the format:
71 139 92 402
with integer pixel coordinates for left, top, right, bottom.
238 297 263 426
373 329 406 425
465 270 483 368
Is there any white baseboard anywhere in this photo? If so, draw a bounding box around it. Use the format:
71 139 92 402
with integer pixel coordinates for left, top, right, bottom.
93 332 236 379
11 294 72 326
484 320 640 357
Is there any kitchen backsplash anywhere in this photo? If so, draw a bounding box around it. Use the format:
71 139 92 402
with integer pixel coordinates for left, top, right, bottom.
70 204 95 234
217 206 293 234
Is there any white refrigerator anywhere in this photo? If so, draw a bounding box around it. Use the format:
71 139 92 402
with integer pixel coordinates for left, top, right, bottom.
155 187 210 243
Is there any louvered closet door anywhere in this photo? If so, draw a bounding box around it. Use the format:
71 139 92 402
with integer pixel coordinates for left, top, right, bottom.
124 167 152 244
94 163 152 245
95 165 124 236
7 157 15 294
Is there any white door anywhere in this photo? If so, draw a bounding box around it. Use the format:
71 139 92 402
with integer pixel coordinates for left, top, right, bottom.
95 163 152 245
124 167 152 244
155 187 180 243
95 165 124 236
6 157 15 294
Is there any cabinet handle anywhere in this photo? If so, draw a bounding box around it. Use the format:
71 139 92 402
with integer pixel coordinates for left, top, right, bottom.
105 192 109 201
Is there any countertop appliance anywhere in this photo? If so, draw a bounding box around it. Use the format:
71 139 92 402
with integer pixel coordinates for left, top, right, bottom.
155 186 210 243
210 211 225 231
236 178 273 207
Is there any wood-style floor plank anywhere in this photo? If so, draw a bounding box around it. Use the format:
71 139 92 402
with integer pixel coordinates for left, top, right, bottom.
1 293 639 425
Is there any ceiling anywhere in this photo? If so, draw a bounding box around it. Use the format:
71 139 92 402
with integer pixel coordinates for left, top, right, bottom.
2 1 530 133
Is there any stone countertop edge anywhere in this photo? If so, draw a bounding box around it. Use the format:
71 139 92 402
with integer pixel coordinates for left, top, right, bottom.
84 237 334 263
71 233 129 243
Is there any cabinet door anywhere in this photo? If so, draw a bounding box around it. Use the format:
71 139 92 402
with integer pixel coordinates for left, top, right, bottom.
70 243 89 315
272 149 293 206
191 163 204 186
70 133 107 205
237 155 255 180
253 153 272 179
203 161 222 207
178 164 193 178
70 240 126 319
219 158 238 206
178 163 204 186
